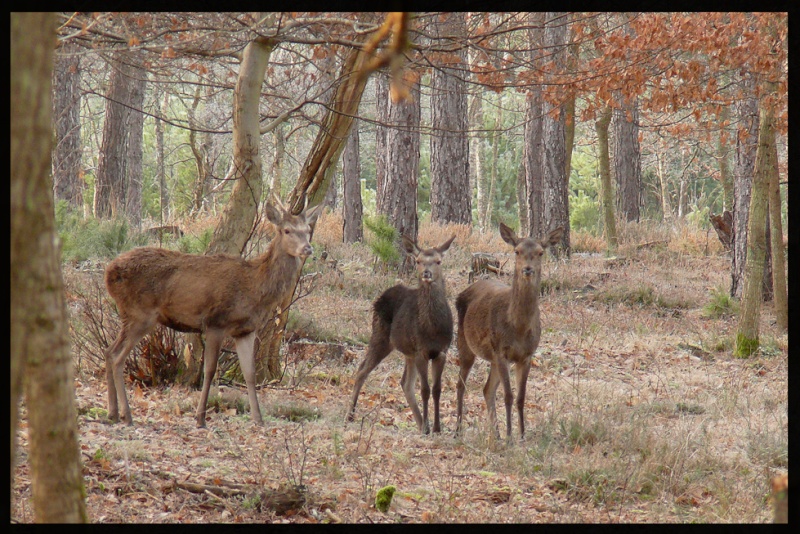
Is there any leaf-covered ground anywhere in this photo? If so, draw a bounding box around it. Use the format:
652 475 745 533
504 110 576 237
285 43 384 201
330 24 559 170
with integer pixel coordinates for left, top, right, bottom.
12 233 788 523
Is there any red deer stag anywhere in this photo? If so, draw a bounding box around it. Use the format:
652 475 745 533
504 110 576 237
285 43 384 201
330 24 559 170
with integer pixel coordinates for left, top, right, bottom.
455 223 563 439
103 195 323 427
347 234 456 434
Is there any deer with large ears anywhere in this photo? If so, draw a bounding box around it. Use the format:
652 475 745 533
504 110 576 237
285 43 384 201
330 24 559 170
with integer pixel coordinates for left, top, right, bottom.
347 234 456 434
102 195 323 427
455 223 564 440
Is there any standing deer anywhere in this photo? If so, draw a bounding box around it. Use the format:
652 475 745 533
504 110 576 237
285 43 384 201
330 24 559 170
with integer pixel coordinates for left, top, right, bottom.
347 234 456 434
103 195 323 427
455 223 563 439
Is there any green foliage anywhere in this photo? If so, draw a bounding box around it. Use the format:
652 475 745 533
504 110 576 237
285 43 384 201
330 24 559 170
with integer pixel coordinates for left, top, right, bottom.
55 200 148 262
363 214 400 270
177 227 213 254
374 485 396 512
685 204 711 229
702 286 739 318
569 190 601 233
734 333 759 359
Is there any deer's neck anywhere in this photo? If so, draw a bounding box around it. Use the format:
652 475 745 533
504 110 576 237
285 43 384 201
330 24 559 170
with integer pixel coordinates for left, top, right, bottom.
255 240 302 304
508 273 540 329
417 280 450 329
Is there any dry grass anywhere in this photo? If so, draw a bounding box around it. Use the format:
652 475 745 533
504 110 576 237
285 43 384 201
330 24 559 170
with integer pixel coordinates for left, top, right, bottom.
12 215 787 523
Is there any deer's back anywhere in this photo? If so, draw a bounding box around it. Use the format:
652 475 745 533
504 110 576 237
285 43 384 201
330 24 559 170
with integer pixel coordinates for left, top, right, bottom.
105 247 262 333
373 284 453 357
457 279 540 363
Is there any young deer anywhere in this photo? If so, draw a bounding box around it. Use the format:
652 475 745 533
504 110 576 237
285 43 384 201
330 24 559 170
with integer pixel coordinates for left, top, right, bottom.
347 234 456 434
103 195 323 427
455 223 563 439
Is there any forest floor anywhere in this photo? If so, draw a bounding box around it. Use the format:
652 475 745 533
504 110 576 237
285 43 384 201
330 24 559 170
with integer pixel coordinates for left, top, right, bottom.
11 216 788 523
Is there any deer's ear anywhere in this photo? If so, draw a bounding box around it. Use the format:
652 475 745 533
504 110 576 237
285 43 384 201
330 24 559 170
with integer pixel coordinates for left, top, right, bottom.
303 203 324 226
437 234 456 254
402 235 419 255
542 227 564 248
266 202 283 225
499 223 519 247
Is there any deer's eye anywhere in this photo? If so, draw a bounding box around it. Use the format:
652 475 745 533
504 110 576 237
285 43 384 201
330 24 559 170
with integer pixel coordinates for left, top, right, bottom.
284 229 291 235
436 260 441 265
515 250 519 255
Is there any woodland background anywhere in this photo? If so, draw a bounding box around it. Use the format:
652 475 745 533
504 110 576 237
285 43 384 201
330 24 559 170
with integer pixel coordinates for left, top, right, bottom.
10 12 788 523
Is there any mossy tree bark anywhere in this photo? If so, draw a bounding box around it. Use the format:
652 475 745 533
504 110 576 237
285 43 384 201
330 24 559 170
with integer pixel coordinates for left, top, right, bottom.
735 83 777 357
595 105 618 253
11 12 87 522
767 116 787 332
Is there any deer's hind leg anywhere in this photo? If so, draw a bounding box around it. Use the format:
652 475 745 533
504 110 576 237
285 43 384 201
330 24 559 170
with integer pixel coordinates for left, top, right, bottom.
455 334 476 435
195 329 224 428
347 319 393 423
401 354 425 433
105 317 155 425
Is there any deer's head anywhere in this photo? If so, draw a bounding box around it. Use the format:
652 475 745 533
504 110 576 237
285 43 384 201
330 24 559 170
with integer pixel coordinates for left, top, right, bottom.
403 234 456 284
499 223 563 280
266 194 324 259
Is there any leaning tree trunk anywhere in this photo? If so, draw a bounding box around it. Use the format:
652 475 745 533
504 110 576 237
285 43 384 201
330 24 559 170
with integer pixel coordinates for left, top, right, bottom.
52 40 83 210
11 12 87 522
596 105 618 253
430 12 471 225
735 85 776 357
767 111 787 332
257 42 373 381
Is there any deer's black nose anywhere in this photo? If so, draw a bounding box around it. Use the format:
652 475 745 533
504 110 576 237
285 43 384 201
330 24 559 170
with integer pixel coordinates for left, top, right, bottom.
301 244 313 257
422 270 433 282
522 267 534 276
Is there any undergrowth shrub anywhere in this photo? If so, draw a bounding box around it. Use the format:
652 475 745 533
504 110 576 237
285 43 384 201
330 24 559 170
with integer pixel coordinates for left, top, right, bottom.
363 214 401 271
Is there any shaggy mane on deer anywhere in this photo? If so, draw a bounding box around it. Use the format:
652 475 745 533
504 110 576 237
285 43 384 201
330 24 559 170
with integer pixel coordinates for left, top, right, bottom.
347 234 456 434
103 195 323 427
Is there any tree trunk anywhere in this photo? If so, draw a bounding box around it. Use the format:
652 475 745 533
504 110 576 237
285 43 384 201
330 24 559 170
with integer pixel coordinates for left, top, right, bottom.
124 59 146 227
731 75 758 299
541 12 570 255
655 139 673 222
430 12 471 225
378 78 421 244
51 41 83 209
767 117 787 331
468 47 488 232
179 35 274 389
524 12 546 239
735 85 776 357
269 122 286 198
94 52 138 219
207 37 273 257
481 97 502 230
11 12 87 522
156 91 170 222
375 75 389 204
613 97 642 222
595 105 618 253
189 85 212 218
258 42 373 381
342 124 363 243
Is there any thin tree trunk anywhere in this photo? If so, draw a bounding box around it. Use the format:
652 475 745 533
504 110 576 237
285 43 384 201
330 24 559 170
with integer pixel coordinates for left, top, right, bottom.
595 105 618 253
379 78 421 243
52 41 83 209
656 140 673 222
525 12 546 239
11 12 87 522
735 85 776 357
342 124 363 243
731 74 758 299
155 91 169 222
430 12 471 225
542 12 570 255
767 120 787 331
269 122 286 197
124 59 146 227
613 98 642 222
